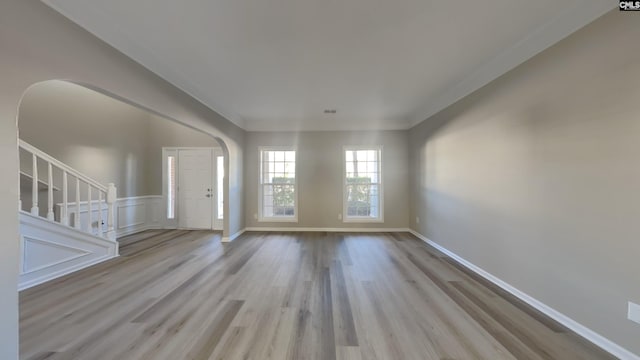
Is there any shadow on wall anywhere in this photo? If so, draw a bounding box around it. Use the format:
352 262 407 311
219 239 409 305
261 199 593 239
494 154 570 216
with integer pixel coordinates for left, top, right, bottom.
17 80 227 231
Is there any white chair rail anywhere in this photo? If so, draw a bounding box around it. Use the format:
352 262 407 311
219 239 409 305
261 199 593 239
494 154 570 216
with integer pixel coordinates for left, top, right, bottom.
18 139 117 240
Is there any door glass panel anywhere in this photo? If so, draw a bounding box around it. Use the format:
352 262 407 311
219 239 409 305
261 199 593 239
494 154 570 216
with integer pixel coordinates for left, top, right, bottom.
167 155 176 219
217 156 224 219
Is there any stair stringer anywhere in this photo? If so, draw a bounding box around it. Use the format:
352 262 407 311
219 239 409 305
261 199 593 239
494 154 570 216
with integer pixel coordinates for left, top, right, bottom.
19 212 118 290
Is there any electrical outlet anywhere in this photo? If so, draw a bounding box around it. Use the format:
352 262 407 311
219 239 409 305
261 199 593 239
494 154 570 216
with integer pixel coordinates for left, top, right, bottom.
628 302 640 325
338 213 342 220
253 213 258 220
416 216 420 224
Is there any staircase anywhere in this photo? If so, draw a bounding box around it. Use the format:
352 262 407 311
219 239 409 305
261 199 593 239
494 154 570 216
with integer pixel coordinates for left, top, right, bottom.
18 140 119 290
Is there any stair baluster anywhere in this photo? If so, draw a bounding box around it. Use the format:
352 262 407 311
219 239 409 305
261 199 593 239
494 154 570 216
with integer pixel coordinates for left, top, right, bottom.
75 178 81 230
98 191 104 238
19 139 117 242
62 171 68 226
87 186 92 234
47 162 54 221
31 154 38 215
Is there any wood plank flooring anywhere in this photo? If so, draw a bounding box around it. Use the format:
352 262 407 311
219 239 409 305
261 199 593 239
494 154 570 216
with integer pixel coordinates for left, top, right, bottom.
20 230 615 360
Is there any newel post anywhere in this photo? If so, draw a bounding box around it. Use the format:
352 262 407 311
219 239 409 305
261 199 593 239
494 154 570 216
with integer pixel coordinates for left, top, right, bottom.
106 183 117 241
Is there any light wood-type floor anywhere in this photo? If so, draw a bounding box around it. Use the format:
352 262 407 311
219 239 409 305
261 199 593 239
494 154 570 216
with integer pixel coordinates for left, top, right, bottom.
20 230 615 360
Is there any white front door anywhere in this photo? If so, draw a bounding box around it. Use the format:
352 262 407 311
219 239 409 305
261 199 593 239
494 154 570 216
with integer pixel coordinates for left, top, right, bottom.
178 149 213 229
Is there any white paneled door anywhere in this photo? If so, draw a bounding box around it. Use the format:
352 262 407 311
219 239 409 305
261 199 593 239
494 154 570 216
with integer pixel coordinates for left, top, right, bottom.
178 149 213 229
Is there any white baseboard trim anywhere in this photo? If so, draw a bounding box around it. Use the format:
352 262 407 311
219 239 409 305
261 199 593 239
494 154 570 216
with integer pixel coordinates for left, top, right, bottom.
408 229 639 360
222 228 246 243
244 227 411 233
221 227 411 242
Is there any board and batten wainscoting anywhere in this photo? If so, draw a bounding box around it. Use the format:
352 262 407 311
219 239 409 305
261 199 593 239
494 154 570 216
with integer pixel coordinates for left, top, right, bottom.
57 195 163 238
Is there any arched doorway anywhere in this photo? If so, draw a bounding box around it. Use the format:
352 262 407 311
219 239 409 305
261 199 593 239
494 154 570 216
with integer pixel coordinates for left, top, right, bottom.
17 80 229 236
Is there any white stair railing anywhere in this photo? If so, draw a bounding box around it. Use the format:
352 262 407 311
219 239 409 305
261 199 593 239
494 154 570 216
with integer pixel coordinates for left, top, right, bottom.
19 139 117 241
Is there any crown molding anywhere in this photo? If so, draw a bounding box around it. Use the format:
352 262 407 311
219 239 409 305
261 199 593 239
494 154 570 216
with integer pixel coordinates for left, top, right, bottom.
44 0 614 133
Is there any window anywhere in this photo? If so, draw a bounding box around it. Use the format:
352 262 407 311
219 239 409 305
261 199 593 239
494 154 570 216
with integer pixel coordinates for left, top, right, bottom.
217 155 224 220
344 147 383 222
167 155 176 219
259 148 297 221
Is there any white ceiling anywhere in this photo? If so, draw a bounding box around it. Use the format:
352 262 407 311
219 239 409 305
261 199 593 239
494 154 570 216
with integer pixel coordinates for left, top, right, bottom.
44 0 614 131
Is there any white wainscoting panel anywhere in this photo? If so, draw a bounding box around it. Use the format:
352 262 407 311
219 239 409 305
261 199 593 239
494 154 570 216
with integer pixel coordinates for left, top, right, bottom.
115 196 162 237
59 196 163 238
19 212 118 290
117 203 145 230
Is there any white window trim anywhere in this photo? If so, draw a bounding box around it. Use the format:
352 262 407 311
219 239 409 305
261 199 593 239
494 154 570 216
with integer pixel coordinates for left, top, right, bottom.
343 145 384 223
258 146 298 223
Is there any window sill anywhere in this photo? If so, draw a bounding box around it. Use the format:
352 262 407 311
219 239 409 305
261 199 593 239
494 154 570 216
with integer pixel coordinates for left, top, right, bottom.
258 217 298 223
343 218 384 224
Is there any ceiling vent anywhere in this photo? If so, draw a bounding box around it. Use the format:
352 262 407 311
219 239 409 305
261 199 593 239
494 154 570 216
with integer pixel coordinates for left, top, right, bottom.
323 109 337 114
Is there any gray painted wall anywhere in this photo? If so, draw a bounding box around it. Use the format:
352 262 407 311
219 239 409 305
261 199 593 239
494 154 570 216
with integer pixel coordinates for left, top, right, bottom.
409 11 640 355
19 80 220 201
19 80 151 198
1 1 637 359
146 116 223 195
245 131 409 229
0 1 245 357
